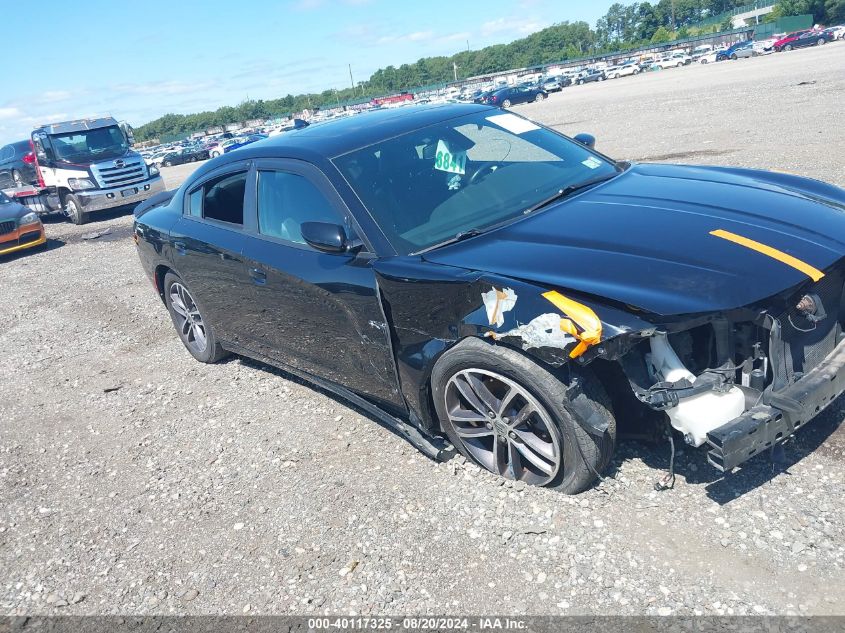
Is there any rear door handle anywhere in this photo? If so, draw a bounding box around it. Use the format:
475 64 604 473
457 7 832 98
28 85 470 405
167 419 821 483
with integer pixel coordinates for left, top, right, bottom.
249 267 266 284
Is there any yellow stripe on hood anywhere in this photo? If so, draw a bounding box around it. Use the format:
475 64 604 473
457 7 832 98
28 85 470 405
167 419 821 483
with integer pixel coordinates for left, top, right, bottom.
710 229 825 282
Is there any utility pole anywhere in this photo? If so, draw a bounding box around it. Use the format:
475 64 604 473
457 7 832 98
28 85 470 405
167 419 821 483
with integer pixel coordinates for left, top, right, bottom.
670 0 676 32
453 61 458 81
466 40 470 53
348 64 355 91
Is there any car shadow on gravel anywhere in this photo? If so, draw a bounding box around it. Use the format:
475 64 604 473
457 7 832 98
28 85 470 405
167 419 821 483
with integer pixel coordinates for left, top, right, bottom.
235 356 445 459
626 396 844 504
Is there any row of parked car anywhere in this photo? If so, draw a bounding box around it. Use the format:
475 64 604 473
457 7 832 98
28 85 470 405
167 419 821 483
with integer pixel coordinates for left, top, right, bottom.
459 24 843 109
140 132 269 169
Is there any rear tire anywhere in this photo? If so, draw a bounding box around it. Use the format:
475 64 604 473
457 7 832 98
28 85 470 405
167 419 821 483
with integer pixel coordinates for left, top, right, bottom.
730 53 737 60
817 38 825 46
502 99 512 108
63 193 88 225
534 93 545 101
431 338 616 494
784 44 792 51
163 160 172 167
163 272 228 364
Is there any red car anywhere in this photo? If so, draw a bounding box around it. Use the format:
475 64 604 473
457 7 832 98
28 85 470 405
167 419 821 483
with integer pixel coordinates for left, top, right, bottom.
773 29 812 52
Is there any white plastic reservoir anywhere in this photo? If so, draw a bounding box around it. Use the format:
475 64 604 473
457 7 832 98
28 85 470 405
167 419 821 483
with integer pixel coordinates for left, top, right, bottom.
648 334 746 446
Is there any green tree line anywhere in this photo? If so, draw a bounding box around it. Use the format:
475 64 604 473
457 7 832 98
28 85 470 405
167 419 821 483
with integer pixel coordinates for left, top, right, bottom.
135 0 844 142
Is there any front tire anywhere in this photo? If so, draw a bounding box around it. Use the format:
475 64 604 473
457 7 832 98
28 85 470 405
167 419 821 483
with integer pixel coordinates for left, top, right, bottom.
817 38 825 46
63 193 88 225
163 272 228 364
534 93 545 101
431 338 615 494
163 160 172 167
784 44 793 51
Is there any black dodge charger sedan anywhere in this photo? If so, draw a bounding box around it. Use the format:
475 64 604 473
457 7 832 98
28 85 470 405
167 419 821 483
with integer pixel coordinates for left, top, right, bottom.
134 104 845 493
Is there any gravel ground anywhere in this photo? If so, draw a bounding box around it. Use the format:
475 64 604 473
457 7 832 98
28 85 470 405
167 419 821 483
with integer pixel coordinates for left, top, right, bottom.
2 43 845 617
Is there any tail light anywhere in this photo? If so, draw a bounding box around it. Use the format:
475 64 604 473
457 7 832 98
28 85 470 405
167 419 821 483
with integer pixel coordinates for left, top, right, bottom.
22 152 35 164
491 96 498 103
29 139 46 188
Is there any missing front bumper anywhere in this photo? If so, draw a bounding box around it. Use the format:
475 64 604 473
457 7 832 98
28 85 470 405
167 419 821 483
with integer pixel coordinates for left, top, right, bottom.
706 335 845 471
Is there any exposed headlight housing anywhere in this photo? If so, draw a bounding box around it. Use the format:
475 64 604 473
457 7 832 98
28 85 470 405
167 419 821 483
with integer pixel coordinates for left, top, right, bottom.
68 178 96 191
19 211 40 225
149 164 160 177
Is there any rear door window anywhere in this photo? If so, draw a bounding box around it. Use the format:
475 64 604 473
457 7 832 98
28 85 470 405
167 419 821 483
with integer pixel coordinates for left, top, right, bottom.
187 171 248 225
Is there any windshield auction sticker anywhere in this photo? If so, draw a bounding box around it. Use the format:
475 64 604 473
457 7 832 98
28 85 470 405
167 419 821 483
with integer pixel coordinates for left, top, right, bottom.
582 156 602 169
486 113 540 134
434 139 467 175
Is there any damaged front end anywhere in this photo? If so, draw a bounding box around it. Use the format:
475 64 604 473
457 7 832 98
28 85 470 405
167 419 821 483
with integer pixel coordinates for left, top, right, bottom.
620 267 845 472
377 255 845 475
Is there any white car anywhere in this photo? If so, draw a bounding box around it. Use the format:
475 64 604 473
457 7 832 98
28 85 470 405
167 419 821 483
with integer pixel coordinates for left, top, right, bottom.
753 38 777 55
698 51 719 64
654 54 686 69
824 25 845 40
605 63 640 79
145 152 168 167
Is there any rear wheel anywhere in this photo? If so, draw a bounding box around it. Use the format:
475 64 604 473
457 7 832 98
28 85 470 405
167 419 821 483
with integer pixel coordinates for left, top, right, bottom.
784 44 793 51
163 160 172 167
163 272 228 364
431 338 616 494
817 38 825 46
502 99 512 108
63 193 88 225
534 93 545 101
730 53 737 60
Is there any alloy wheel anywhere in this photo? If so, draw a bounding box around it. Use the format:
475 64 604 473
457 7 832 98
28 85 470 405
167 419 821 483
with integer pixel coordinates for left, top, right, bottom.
169 282 208 354
444 368 562 485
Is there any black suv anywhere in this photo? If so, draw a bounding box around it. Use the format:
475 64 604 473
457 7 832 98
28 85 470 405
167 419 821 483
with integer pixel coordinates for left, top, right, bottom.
0 140 37 188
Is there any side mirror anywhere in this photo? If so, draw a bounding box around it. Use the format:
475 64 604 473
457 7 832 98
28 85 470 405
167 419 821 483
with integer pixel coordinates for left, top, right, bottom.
301 221 350 254
574 133 596 149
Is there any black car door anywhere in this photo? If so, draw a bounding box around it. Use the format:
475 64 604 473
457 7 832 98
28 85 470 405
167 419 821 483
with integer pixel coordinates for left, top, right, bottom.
168 162 255 348
239 159 402 408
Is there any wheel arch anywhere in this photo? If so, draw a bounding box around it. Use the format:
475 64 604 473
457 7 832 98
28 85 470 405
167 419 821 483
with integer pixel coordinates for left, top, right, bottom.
154 264 173 304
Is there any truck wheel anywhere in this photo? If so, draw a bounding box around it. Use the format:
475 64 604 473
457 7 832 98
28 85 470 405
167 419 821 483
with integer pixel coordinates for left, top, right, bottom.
431 338 616 494
163 272 228 364
63 193 88 225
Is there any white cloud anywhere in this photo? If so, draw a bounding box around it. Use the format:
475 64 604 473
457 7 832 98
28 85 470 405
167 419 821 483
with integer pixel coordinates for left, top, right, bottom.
0 107 21 120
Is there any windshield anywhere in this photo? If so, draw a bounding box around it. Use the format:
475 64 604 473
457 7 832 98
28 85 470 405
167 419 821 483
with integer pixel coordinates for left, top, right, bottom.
334 110 618 254
50 125 129 163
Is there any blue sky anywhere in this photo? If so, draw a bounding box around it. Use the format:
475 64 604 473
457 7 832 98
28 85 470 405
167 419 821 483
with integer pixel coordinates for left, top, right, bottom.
0 0 614 144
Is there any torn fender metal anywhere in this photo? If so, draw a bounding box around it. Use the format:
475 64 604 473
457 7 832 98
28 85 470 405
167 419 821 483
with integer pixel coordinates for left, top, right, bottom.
373 257 656 430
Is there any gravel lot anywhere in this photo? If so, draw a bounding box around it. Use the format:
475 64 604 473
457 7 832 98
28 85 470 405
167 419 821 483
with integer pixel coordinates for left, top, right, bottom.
2 43 844 617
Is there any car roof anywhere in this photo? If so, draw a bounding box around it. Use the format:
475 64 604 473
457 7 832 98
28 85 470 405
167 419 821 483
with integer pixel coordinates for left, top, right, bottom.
210 103 495 162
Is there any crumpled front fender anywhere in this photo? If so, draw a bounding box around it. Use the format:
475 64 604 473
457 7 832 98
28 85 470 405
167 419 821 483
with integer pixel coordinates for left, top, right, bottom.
374 258 656 430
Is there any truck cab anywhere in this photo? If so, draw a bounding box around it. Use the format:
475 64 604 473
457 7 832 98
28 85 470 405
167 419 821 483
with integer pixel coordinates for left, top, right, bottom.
29 117 165 224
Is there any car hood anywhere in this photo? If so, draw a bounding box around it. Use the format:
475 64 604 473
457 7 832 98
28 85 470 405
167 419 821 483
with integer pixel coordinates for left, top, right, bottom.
0 199 32 221
423 163 845 316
